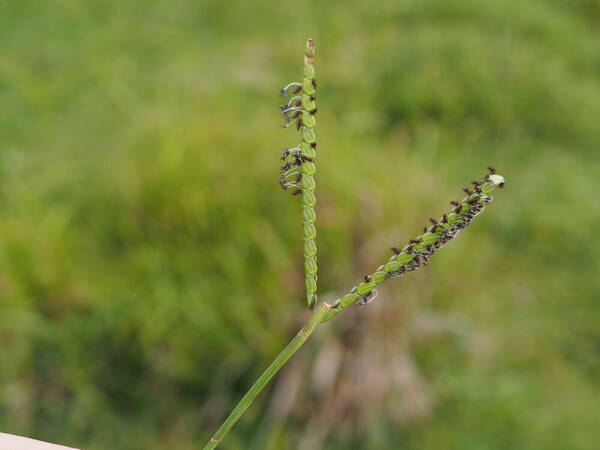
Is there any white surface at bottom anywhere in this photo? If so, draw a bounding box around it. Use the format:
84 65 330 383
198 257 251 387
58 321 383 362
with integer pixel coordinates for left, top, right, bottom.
0 433 79 450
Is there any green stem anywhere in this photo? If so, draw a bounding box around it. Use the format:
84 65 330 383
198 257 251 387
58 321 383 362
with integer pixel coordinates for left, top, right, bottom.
203 302 331 450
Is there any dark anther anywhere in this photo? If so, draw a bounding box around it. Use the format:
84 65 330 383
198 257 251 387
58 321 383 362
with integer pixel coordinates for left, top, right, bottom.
363 275 371 282
442 214 448 223
292 189 302 196
311 142 317 148
409 239 420 244
391 247 401 255
310 108 318 115
463 188 473 195
359 289 378 305
293 85 302 94
471 181 480 186
499 182 505 189
429 218 437 225
309 95 316 101
295 119 302 130
450 200 460 206
312 79 317 89
487 166 496 174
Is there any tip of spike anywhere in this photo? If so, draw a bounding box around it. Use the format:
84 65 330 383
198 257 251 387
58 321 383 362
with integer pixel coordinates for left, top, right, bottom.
480 173 505 194
305 39 315 60
488 174 505 186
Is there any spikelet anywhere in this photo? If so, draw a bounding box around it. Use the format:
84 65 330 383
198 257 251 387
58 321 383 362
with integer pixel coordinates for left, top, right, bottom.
321 169 505 322
279 39 319 309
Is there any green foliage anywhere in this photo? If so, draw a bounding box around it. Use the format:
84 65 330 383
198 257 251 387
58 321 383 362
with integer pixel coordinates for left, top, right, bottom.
1 1 599 449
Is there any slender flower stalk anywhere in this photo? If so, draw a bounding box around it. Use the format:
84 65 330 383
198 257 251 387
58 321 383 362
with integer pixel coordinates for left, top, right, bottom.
203 302 331 450
321 169 505 322
280 38 319 309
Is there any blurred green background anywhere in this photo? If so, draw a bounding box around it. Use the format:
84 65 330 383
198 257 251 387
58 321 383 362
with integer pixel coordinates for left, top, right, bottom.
1 1 599 449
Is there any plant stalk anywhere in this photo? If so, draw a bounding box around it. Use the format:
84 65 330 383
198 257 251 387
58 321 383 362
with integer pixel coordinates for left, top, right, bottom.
203 302 331 450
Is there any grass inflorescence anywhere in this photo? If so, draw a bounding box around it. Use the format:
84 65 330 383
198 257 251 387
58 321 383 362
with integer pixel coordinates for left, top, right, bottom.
321 168 505 322
279 38 319 310
204 39 506 449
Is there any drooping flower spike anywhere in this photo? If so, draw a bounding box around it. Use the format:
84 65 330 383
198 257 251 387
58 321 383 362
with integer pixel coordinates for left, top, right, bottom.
279 38 319 309
321 169 505 322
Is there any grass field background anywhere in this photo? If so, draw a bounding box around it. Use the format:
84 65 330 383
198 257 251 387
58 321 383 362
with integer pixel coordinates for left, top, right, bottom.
1 1 599 449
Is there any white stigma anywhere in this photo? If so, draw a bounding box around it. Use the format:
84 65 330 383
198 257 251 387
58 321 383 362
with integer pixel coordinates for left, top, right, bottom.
488 174 505 186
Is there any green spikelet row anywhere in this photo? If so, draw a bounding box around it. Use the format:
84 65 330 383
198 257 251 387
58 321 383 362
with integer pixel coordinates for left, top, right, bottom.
279 38 318 309
321 171 506 323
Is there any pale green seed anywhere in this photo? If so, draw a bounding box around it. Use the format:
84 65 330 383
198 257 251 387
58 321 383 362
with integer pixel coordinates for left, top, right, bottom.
302 96 316 112
422 232 439 245
304 239 317 257
304 222 316 239
340 293 360 308
305 257 317 275
302 175 316 191
357 281 376 295
414 243 427 252
300 142 315 157
447 212 459 224
302 161 316 176
303 190 316 206
384 260 402 272
303 206 316 222
305 276 317 293
302 127 316 143
302 112 316 128
371 271 388 284
302 77 315 95
397 253 415 264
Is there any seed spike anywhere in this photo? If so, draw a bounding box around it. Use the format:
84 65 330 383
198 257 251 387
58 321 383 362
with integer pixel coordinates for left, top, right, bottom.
278 39 319 309
321 169 506 322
